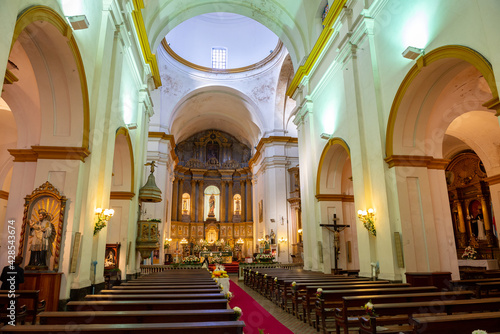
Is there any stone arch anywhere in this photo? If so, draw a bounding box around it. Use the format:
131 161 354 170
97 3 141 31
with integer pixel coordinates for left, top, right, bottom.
316 137 350 196
5 5 90 149
111 127 135 194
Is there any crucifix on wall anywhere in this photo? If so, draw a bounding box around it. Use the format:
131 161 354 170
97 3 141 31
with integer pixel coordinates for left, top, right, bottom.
320 214 349 274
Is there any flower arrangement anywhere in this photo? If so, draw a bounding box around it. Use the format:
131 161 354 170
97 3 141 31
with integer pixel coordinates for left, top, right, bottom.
182 255 200 265
462 246 477 260
472 330 488 334
211 268 228 278
225 291 233 301
357 209 376 236
291 281 297 291
274 277 278 283
256 253 275 263
215 239 225 247
193 244 201 253
363 300 378 317
316 288 323 299
223 244 233 252
233 306 243 320
211 255 224 264
264 274 267 278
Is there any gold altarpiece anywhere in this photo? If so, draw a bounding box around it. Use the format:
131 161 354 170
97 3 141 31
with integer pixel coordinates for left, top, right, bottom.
447 152 498 259
169 130 254 258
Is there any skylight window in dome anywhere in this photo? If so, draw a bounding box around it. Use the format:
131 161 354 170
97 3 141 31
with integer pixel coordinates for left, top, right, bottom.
211 47 227 69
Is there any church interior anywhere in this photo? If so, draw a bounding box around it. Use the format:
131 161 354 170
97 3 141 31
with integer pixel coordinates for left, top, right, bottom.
2 0 500 332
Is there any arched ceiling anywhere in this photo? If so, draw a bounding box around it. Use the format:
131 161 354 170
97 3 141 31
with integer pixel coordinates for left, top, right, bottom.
170 87 263 147
143 0 314 70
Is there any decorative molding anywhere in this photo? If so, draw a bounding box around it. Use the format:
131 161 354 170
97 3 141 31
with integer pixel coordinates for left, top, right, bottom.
162 38 283 73
384 155 450 170
0 190 8 200
316 137 350 196
386 45 498 157
13 6 90 149
8 146 90 162
4 69 18 84
485 174 500 186
286 0 347 97
248 136 298 168
316 194 354 202
110 191 135 200
149 131 178 164
131 0 161 88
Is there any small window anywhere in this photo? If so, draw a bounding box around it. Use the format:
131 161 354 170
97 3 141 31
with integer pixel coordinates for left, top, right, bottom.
211 47 227 69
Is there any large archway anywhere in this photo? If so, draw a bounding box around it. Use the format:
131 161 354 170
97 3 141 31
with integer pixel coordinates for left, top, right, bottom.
316 137 359 274
385 45 500 278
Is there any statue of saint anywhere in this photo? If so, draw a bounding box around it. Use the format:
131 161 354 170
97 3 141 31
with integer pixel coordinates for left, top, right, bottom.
270 229 276 245
28 209 55 267
209 194 215 215
235 198 241 214
264 235 271 253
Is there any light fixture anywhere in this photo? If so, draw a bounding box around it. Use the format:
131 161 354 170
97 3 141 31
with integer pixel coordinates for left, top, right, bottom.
180 238 188 244
320 133 331 140
67 15 89 30
298 229 303 234
236 238 244 244
93 208 114 235
357 208 376 236
126 123 137 130
402 46 423 60
278 237 287 243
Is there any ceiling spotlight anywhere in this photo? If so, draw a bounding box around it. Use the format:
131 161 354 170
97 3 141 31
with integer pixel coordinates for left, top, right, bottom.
67 15 90 30
320 133 331 140
402 46 423 60
127 123 138 130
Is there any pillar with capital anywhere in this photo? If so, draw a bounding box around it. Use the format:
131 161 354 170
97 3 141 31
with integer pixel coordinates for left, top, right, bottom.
177 178 184 220
455 200 467 248
246 179 252 221
172 178 179 221
198 180 204 222
228 181 234 222
240 180 246 222
479 195 495 246
220 181 226 222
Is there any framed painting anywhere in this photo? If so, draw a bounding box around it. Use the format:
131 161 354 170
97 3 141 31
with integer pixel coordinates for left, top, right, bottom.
18 181 67 271
259 200 263 223
105 243 120 269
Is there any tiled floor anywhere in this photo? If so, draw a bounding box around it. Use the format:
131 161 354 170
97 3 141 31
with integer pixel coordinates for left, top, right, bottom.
230 275 317 334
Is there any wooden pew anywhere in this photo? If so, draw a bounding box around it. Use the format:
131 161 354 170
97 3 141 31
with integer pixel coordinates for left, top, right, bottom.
0 294 26 326
334 290 474 334
39 309 236 325
84 293 225 301
358 297 500 334
112 284 218 290
476 281 500 298
0 321 246 334
0 290 44 324
315 286 437 333
410 311 500 334
66 299 228 311
100 288 221 294
449 277 500 291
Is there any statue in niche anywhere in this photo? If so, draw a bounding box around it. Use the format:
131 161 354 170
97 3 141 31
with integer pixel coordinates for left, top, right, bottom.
28 209 55 268
209 194 216 215
270 229 276 245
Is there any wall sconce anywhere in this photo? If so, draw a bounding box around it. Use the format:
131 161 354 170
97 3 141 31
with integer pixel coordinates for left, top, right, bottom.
402 46 423 60
298 229 303 234
93 208 114 235
67 15 90 30
357 208 376 236
320 133 331 140
126 123 138 130
164 238 172 250
236 238 244 244
278 237 287 243
180 238 188 245
270 218 275 223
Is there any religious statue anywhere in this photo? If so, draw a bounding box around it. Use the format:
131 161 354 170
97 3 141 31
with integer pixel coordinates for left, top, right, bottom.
209 194 215 215
270 229 276 245
477 210 486 240
235 198 241 214
28 209 55 268
104 250 116 267
264 235 271 254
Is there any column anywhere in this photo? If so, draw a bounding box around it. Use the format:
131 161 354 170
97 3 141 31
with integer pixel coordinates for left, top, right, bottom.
198 180 204 222
455 200 467 248
220 181 226 222
172 178 178 221
479 196 495 246
190 179 196 222
228 181 234 222
177 178 184 220
246 179 252 221
240 180 246 222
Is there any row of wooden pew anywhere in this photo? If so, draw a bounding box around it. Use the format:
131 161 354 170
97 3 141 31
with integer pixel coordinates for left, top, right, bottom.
0 269 245 333
0 290 45 325
243 267 500 333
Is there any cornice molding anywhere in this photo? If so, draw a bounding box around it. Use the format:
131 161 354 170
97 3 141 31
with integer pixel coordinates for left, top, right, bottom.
4 69 18 84
485 174 500 186
149 131 178 164
0 190 8 200
385 155 450 170
316 194 354 202
8 146 90 162
248 136 298 168
286 0 347 97
161 38 283 74
110 191 135 200
131 0 161 88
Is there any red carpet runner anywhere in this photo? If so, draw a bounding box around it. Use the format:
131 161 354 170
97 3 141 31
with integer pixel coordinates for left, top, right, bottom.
229 280 293 334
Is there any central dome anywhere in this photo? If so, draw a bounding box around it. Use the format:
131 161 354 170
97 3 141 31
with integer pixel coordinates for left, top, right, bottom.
165 12 280 71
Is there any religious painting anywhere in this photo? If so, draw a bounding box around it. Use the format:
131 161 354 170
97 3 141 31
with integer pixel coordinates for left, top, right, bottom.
247 225 252 236
241 226 245 237
197 226 203 237
19 181 67 272
259 200 263 223
184 226 189 236
171 224 176 236
221 226 226 237
191 225 196 238
228 226 232 238
178 225 183 236
104 243 120 269
235 227 239 237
